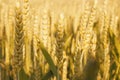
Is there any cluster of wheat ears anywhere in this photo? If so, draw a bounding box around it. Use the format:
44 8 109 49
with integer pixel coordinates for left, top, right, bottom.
0 0 120 80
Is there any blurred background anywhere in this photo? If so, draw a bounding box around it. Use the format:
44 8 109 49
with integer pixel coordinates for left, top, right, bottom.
0 0 120 16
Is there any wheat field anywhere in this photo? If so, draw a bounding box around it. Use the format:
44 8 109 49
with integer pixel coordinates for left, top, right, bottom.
0 0 120 80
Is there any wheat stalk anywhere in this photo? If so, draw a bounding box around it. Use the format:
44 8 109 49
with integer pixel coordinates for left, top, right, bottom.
62 52 68 80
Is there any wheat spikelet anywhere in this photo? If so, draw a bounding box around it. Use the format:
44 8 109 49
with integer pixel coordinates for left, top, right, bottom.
90 31 97 57
56 13 65 62
11 2 24 80
23 0 33 41
56 13 65 79
83 0 97 54
110 14 115 34
23 0 32 39
50 11 57 66
23 0 33 75
12 0 23 71
74 2 97 79
103 9 110 80
50 13 58 77
110 14 119 38
79 2 90 30
79 2 91 73
33 11 40 58
40 8 51 73
40 9 51 50
32 11 42 80
40 9 51 49
103 15 110 80
87 0 97 29
73 32 81 79
99 1 110 79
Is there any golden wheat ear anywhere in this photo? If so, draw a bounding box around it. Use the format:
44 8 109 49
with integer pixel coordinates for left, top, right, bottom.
11 1 24 80
22 0 33 76
55 13 65 79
